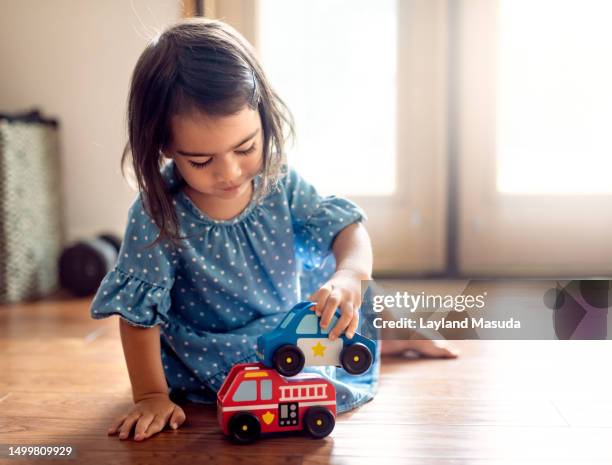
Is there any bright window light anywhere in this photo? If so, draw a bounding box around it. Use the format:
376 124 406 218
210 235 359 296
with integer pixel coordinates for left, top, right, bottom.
496 0 612 194
257 0 397 196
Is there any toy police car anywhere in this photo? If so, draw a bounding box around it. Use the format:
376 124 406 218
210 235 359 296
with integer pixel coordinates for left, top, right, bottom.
256 301 376 377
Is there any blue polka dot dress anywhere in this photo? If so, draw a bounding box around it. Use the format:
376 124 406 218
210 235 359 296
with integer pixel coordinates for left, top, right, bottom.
90 160 380 413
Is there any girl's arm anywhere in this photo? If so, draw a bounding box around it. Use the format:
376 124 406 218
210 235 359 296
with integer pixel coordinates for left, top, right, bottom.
308 222 373 339
119 319 169 401
331 222 373 281
107 319 186 441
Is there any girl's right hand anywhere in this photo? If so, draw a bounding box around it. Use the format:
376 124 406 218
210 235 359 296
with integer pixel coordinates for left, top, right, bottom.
107 393 187 441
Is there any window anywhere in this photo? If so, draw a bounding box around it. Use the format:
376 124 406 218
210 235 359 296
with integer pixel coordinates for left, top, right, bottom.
496 0 612 194
257 0 397 196
232 380 257 402
279 312 295 329
296 314 319 334
261 380 272 400
456 0 612 275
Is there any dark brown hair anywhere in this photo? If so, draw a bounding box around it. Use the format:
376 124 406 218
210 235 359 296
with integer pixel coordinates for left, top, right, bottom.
121 18 294 248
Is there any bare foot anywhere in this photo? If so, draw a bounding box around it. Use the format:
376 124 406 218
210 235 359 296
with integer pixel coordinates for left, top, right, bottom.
381 339 459 359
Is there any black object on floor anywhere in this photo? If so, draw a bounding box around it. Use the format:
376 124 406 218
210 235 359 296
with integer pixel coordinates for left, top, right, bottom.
58 233 121 297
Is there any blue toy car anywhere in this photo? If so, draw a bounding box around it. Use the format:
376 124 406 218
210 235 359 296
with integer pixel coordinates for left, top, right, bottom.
256 301 376 377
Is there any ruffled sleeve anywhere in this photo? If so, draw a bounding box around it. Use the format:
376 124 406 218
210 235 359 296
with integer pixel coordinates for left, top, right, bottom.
282 167 367 270
89 195 176 328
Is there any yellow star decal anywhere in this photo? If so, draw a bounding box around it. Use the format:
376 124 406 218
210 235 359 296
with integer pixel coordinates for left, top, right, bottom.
311 341 327 357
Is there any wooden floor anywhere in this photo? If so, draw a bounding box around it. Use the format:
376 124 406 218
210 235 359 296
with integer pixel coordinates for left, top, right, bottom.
2 282 612 464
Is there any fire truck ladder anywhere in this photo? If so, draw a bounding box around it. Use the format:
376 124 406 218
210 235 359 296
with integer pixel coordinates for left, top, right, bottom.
279 383 328 402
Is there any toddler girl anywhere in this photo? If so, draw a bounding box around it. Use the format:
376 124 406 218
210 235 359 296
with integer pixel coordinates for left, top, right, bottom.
91 18 456 442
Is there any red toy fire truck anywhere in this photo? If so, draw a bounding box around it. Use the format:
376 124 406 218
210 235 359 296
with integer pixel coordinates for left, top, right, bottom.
217 362 336 443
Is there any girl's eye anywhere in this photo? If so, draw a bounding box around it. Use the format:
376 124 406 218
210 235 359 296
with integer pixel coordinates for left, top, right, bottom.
188 159 212 169
186 144 255 169
236 144 256 156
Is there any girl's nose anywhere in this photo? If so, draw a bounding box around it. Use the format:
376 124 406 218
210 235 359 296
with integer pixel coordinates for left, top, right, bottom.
215 155 242 183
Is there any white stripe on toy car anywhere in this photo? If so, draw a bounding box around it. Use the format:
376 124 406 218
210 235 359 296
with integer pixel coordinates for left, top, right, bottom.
297 338 342 366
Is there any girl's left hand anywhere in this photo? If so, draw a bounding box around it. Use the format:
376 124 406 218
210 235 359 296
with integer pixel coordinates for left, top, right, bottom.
307 269 366 341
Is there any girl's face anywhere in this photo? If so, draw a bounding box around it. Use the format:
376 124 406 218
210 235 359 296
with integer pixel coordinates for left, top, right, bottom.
166 106 264 200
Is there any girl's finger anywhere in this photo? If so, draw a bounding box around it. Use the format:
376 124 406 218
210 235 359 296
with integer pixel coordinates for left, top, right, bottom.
143 415 167 438
169 406 187 430
108 413 128 435
320 290 341 328
345 308 360 339
134 413 155 441
308 283 333 316
118 412 141 440
329 301 354 340
307 285 326 303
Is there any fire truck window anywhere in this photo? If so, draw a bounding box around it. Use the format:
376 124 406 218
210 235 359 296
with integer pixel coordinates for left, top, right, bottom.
232 380 257 402
280 312 295 329
321 315 338 335
261 380 272 400
296 314 318 334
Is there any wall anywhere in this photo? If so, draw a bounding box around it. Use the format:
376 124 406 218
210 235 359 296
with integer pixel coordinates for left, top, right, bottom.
0 0 181 242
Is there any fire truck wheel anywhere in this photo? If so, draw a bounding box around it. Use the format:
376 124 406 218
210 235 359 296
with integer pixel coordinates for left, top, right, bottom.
304 406 335 439
340 343 373 375
229 412 261 444
273 344 305 377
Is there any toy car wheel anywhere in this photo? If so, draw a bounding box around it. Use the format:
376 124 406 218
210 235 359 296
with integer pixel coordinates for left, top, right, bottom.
304 406 335 439
340 343 373 375
273 344 305 377
229 412 261 444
